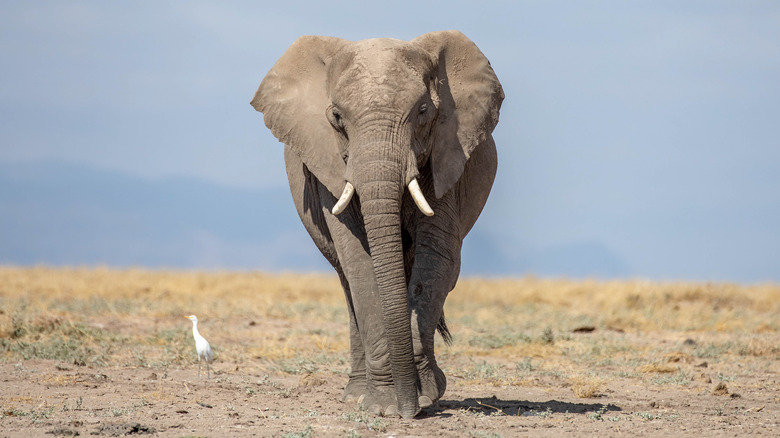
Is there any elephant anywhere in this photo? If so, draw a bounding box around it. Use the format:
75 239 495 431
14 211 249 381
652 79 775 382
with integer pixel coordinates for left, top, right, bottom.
251 30 503 418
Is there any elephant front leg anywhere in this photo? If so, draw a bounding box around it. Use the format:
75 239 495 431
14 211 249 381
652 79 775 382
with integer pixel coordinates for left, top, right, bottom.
339 273 397 413
321 195 403 416
336 271 368 403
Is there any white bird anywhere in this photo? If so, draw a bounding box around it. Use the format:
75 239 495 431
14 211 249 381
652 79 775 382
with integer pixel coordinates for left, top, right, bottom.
186 315 213 379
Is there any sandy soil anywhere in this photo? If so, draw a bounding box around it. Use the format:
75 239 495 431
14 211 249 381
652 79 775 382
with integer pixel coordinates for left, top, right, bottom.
1 351 777 437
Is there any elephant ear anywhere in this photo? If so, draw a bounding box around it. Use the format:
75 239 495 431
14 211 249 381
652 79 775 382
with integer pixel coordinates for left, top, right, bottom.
251 36 350 199
412 30 504 199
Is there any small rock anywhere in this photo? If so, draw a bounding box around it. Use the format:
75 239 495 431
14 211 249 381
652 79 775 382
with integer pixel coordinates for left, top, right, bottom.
695 361 708 368
683 338 697 346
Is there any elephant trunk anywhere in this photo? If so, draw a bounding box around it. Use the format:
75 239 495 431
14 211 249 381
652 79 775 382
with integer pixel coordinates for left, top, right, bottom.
351 139 420 419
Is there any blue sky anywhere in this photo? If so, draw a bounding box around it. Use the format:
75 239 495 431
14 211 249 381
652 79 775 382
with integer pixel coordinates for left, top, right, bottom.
1 1 779 282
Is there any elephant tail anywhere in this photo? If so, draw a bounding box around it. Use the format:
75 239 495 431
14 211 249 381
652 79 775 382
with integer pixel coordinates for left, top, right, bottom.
437 314 453 345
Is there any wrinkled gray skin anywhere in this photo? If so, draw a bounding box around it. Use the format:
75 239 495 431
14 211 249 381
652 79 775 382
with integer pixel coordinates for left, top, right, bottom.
251 30 503 418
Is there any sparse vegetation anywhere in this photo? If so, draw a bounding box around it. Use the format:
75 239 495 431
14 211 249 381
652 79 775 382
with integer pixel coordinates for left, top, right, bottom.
282 424 314 438
650 368 692 386
588 404 610 421
635 411 661 421
367 417 388 432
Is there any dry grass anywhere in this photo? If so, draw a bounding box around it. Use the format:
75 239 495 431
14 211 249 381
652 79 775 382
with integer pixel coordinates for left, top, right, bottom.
568 374 607 398
0 267 348 369
446 276 779 333
1 267 778 388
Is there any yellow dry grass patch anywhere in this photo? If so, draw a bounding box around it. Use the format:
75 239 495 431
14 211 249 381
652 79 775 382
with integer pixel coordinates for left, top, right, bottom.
1 266 778 389
447 276 780 333
33 373 81 386
638 363 679 374
5 396 34 403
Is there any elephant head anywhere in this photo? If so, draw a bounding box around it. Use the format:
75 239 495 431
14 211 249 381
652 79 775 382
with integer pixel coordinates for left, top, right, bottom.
251 30 503 418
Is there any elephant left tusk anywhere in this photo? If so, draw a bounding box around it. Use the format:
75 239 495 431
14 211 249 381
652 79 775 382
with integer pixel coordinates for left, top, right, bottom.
332 182 355 215
408 178 434 217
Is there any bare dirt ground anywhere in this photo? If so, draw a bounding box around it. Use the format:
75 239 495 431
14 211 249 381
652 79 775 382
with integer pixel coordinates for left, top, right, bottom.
2 340 778 437
1 268 778 437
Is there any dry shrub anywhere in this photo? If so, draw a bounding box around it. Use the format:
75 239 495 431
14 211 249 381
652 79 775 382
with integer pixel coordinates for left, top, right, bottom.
569 375 606 398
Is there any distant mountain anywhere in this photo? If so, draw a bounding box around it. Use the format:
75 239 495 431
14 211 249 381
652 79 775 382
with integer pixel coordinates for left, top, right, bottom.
0 161 330 271
460 228 631 278
0 161 631 278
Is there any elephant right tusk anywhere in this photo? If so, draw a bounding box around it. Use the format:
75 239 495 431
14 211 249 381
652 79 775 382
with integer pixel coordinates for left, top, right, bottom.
408 178 434 216
331 182 355 215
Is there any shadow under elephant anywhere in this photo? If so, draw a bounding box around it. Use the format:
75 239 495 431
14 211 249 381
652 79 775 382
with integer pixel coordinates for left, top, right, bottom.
420 396 622 418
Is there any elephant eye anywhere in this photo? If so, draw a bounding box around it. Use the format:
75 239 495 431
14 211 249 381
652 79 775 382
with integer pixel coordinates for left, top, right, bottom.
328 105 346 131
416 101 435 126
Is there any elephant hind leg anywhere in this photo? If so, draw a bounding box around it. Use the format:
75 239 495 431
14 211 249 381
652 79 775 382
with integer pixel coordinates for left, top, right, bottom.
419 313 452 407
407 187 462 409
411 308 447 408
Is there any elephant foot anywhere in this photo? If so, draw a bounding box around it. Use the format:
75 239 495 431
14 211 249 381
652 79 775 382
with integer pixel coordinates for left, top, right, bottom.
344 379 421 418
359 386 413 418
341 373 368 403
417 358 446 408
